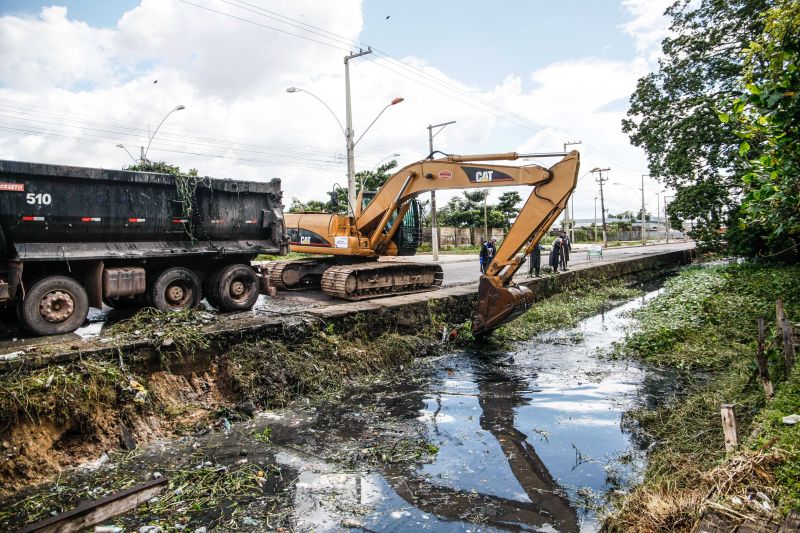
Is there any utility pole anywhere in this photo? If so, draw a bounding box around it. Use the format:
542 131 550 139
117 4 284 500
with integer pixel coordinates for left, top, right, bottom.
592 168 610 247
641 174 649 246
427 120 456 261
664 195 673 243
594 197 598 242
344 47 372 217
483 191 489 243
563 141 581 242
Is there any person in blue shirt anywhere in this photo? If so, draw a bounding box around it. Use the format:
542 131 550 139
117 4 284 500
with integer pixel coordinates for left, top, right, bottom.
479 236 497 274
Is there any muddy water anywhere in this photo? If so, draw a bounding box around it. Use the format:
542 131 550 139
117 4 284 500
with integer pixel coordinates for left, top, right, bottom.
235 289 667 532
278 290 666 532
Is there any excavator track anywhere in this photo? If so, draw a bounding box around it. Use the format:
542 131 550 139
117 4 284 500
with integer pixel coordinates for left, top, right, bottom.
320 262 444 301
269 258 334 290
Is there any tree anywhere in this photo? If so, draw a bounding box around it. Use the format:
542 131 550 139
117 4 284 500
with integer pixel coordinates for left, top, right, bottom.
126 160 198 176
622 0 773 251
727 0 800 257
496 191 522 227
292 160 399 215
438 190 505 228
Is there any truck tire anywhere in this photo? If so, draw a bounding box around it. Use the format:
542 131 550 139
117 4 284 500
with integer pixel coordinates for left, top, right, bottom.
148 267 202 312
19 276 89 336
210 264 259 312
203 269 223 309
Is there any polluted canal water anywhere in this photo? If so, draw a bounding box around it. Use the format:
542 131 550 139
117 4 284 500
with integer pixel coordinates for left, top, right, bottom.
264 289 670 532
4 288 672 532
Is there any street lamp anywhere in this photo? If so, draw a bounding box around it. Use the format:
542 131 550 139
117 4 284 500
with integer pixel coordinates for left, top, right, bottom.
664 194 674 243
428 120 457 261
287 87 403 217
116 144 138 165
143 105 185 162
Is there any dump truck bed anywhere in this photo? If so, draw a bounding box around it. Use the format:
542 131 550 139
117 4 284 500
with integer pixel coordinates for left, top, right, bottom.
0 160 286 261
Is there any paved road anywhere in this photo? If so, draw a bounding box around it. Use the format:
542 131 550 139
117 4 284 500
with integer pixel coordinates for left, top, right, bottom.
0 241 694 347
419 241 694 287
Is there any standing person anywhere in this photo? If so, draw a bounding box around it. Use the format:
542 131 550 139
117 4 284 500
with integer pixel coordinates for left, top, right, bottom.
528 243 543 277
561 232 571 271
549 235 562 273
479 236 497 274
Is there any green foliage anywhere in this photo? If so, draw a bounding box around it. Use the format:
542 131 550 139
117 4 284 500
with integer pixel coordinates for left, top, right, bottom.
495 279 641 343
126 160 199 177
437 190 506 228
728 0 800 258
289 160 398 214
621 263 800 368
611 262 800 528
623 0 773 252
252 426 273 445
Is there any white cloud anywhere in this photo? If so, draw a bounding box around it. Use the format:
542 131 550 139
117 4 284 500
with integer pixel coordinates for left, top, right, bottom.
0 0 673 218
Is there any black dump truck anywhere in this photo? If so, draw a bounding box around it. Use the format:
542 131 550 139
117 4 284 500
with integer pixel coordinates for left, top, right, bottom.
0 160 287 336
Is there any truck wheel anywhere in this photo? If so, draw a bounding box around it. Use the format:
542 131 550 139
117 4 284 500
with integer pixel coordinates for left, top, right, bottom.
211 264 259 312
19 276 89 336
149 267 202 312
203 269 223 309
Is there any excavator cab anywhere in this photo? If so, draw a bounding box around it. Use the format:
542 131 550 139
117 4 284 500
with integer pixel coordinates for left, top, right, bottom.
361 191 422 256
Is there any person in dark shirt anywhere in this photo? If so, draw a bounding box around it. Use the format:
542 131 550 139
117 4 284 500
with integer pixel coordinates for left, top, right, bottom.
561 232 571 271
479 236 497 274
549 236 562 273
528 243 543 277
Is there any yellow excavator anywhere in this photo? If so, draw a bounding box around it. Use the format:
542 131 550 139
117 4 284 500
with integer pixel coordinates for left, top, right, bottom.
271 151 579 334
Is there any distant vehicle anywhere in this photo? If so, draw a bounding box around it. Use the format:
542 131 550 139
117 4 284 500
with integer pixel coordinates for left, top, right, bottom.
0 160 287 336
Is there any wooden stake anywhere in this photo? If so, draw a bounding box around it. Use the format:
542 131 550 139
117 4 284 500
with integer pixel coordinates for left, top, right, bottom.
720 404 738 452
777 299 785 341
782 317 796 375
756 318 774 398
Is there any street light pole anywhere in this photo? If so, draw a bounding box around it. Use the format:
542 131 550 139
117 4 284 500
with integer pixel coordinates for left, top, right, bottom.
427 120 456 261
344 47 373 217
592 168 610 247
594 196 598 242
143 105 185 162
655 192 661 241
641 174 649 246
116 144 138 165
563 141 581 242
664 195 674 243
288 81 402 217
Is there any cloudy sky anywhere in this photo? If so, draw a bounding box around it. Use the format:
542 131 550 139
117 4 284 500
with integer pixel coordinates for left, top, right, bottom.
0 0 673 219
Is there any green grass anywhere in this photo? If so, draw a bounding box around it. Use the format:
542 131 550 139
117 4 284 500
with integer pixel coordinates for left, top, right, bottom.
494 279 641 342
605 262 800 531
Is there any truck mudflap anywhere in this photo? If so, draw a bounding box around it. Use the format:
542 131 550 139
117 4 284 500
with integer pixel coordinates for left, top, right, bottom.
472 276 534 336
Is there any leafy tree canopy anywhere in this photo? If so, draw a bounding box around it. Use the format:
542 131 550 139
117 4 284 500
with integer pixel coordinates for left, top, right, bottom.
623 0 774 252
727 0 800 256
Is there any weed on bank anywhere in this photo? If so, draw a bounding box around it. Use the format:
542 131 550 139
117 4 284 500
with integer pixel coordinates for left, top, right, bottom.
605 262 800 531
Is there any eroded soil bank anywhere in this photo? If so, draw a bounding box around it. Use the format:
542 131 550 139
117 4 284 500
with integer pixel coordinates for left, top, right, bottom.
1 280 676 531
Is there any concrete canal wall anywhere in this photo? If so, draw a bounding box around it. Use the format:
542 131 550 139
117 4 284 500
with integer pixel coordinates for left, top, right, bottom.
0 247 694 374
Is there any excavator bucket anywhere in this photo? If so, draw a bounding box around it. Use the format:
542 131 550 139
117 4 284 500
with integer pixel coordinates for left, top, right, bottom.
472 276 535 336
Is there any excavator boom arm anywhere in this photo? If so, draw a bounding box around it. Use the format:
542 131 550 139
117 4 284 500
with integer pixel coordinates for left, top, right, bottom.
356 153 556 235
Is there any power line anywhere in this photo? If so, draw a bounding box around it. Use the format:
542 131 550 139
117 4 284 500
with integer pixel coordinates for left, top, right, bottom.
175 0 351 52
